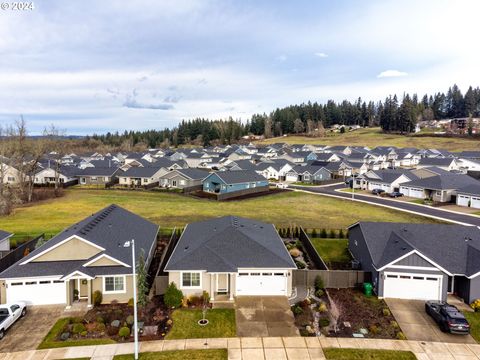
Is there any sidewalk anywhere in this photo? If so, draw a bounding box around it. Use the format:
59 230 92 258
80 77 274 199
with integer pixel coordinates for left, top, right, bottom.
2 336 480 360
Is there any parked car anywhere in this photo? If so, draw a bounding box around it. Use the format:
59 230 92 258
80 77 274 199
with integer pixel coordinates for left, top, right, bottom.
276 183 289 189
371 188 385 195
425 301 470 334
388 191 404 198
0 302 27 339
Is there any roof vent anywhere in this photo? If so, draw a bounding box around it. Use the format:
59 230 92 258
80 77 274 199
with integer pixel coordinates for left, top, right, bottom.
184 246 189 251
401 247 407 250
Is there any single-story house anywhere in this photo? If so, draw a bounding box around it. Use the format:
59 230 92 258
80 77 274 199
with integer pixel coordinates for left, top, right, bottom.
255 160 294 181
34 166 78 186
417 157 459 171
357 169 418 192
164 216 296 301
456 184 480 209
202 170 268 199
77 167 119 186
349 221 480 303
285 165 332 183
159 168 209 191
118 166 165 187
0 204 159 306
0 161 24 185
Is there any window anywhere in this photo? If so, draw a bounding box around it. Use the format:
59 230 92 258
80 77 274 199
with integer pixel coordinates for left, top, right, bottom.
25 281 37 285
238 273 248 276
10 305 19 313
104 177 109 181
53 280 64 284
143 178 148 183
104 276 125 293
11 282 22 286
91 176 97 181
39 280 51 284
179 180 186 186
262 273 272 276
181 272 201 288
250 273 260 276
274 273 285 276
7 177 15 182
426 277 438 281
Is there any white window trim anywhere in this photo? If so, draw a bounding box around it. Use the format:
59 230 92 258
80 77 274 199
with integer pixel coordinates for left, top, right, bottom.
102 275 127 294
180 271 202 289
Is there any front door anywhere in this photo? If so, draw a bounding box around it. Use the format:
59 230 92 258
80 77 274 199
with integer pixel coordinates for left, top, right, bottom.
79 279 88 299
216 274 228 294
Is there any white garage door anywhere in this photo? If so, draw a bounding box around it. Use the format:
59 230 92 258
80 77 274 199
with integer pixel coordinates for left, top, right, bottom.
457 195 470 207
6 279 67 305
471 197 480 209
401 187 423 198
236 271 287 296
383 272 442 301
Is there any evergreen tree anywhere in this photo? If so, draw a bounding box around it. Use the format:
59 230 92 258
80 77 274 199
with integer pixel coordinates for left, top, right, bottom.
136 250 149 308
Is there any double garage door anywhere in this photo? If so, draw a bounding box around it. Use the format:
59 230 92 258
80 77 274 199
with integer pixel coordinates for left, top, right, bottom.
458 194 480 209
400 187 424 199
6 279 66 305
236 271 287 296
383 272 442 301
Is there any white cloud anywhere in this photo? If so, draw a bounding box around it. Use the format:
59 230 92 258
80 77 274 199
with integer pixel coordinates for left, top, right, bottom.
314 52 328 58
377 70 408 78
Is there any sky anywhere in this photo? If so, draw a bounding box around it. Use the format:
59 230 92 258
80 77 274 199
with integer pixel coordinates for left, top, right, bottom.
1 0 480 135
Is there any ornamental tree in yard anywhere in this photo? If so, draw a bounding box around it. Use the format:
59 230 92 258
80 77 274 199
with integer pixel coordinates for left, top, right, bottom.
136 250 149 308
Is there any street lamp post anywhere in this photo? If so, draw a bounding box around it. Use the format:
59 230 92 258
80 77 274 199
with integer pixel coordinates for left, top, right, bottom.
125 239 139 360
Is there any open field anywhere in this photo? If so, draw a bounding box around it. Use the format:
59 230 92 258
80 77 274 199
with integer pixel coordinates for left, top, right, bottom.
0 189 441 237
255 127 480 152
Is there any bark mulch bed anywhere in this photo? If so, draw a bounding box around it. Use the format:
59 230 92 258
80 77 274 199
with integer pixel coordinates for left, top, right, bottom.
326 288 402 339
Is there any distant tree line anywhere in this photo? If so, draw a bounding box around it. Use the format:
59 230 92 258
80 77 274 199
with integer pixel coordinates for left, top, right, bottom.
90 84 480 147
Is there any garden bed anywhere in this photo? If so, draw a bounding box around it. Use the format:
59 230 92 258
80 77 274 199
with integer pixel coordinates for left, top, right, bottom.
283 237 318 269
326 288 403 339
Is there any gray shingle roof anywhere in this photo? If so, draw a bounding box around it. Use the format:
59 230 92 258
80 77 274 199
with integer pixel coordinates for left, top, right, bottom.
352 222 480 276
0 205 159 279
120 166 162 178
401 173 479 190
419 158 456 166
175 168 210 180
165 216 296 272
209 170 266 184
0 230 12 242
77 167 119 177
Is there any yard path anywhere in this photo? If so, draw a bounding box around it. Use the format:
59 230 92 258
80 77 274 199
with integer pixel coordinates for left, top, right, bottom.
3 336 480 360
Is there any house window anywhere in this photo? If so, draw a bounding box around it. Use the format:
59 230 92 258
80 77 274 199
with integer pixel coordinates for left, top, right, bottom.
436 191 442 196
143 178 148 183
104 177 109 181
91 176 97 181
104 276 125 293
7 177 15 182
179 180 186 186
181 272 201 288
251 182 256 188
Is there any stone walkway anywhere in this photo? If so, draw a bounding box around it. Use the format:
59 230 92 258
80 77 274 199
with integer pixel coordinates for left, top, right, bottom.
2 336 480 360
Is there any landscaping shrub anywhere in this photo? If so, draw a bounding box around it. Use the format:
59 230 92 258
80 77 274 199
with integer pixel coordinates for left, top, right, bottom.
96 323 106 332
118 326 130 339
93 290 103 306
202 290 210 304
315 289 324 298
318 318 330 327
181 296 189 308
396 331 406 340
80 331 87 337
320 229 327 238
314 275 325 290
289 248 301 257
127 298 134 307
291 305 303 315
317 302 327 313
471 299 480 312
390 320 399 329
96 316 104 324
382 308 391 317
70 317 83 324
126 315 134 326
369 324 380 335
164 282 184 308
188 295 201 306
295 260 306 269
72 323 86 334
73 289 79 301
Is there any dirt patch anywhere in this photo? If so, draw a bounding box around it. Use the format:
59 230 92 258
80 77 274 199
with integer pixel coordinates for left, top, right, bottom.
327 288 401 339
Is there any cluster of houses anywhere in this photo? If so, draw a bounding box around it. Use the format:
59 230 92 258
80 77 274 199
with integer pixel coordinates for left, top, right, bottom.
3 143 480 205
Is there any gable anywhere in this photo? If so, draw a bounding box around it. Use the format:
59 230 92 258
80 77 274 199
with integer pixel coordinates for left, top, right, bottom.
391 252 437 268
32 236 102 262
85 255 124 267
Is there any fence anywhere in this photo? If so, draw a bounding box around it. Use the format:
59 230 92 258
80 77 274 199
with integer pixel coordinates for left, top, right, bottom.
292 269 368 288
0 234 44 273
298 227 328 270
153 227 182 295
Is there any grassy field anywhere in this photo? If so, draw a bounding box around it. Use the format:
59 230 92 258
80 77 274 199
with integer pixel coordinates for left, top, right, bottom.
255 127 480 152
0 189 441 237
166 309 236 339
310 238 350 264
114 350 227 360
323 348 416 360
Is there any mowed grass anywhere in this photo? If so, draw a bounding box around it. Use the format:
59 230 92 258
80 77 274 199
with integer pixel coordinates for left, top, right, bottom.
114 350 227 360
0 189 441 236
256 127 480 152
166 309 236 339
311 238 350 264
463 312 480 343
324 348 416 360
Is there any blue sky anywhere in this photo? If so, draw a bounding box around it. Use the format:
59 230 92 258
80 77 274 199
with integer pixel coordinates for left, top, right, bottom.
1 0 479 134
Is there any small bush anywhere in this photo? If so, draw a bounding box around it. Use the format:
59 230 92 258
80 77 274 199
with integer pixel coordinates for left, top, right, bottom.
382 308 391 317
315 289 325 298
73 289 79 301
320 229 327 238
96 323 106 332
126 315 134 326
396 331 407 340
319 318 330 327
390 320 399 329
181 297 189 308
118 326 130 339
96 316 104 324
93 290 103 306
202 291 210 304
127 298 134 307
70 317 83 324
80 331 87 337
318 303 328 313
295 260 306 269
289 248 301 257
291 305 303 315
72 323 86 334
164 282 184 308
314 275 325 290
369 325 380 335
471 299 480 312
188 295 202 306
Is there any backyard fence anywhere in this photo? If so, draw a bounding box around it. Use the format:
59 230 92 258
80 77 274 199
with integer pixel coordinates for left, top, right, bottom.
153 227 182 296
292 269 369 289
298 227 328 270
0 234 44 273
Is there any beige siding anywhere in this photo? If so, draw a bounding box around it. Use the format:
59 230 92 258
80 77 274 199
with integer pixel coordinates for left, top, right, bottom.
33 237 101 262
168 272 212 297
0 280 5 305
92 275 134 304
87 256 123 267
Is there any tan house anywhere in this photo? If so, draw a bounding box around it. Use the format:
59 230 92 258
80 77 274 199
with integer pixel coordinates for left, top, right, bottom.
164 216 296 302
0 205 159 307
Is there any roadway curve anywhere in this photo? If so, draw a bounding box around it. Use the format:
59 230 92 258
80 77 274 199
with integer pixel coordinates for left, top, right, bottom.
289 183 480 226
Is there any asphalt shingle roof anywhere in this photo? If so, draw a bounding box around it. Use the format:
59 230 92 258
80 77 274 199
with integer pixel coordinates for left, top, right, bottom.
210 170 266 184
0 230 12 241
165 216 296 272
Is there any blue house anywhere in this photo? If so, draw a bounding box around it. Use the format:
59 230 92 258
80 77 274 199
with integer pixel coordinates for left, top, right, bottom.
203 170 269 199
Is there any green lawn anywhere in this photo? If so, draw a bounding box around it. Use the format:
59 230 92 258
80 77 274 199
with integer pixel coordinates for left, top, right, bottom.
114 350 227 360
166 309 236 340
256 127 480 152
463 312 480 343
324 348 416 360
38 318 116 349
310 238 350 264
0 189 441 239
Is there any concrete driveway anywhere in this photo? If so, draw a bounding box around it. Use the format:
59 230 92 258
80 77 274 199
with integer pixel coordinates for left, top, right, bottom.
235 296 299 337
0 305 67 352
385 299 476 343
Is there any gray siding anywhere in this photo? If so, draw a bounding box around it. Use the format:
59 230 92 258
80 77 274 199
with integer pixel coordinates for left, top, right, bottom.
468 276 480 303
393 253 434 267
455 276 470 303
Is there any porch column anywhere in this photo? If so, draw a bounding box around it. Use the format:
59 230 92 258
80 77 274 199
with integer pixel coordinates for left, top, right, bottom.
229 274 233 300
87 279 92 307
66 280 71 308
210 274 215 301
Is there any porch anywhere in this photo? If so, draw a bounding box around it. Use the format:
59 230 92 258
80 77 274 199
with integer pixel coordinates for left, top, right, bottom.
65 276 93 309
210 273 234 304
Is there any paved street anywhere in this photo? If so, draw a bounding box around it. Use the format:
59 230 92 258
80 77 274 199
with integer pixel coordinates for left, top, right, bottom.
290 184 480 226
